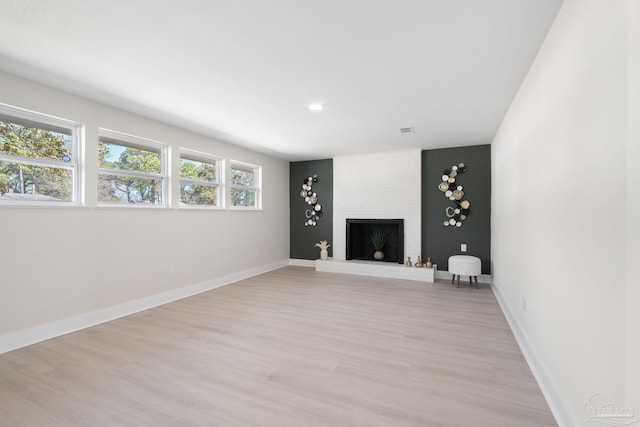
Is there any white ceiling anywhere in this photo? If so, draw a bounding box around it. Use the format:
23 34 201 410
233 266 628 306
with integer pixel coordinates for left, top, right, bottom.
0 0 563 161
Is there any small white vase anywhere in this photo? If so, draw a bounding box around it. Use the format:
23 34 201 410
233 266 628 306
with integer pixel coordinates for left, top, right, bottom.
320 249 328 260
373 250 384 260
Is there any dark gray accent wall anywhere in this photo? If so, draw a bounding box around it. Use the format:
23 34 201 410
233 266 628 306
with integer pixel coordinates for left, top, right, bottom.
421 145 491 274
290 159 333 260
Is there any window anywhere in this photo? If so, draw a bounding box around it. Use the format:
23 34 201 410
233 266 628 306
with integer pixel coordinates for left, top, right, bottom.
98 130 168 206
230 160 261 208
0 104 82 205
179 149 222 207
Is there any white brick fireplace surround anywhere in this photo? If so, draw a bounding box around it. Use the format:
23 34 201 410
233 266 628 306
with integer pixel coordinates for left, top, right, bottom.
332 150 422 263
314 149 489 284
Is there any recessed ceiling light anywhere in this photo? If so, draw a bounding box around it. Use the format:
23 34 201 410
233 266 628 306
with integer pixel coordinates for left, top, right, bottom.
308 103 324 112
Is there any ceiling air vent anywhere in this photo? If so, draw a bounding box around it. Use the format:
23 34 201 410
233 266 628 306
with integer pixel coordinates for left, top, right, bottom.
399 127 415 134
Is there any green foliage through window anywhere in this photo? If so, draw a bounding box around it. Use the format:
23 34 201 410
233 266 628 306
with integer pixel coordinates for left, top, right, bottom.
230 188 256 207
179 155 219 206
231 168 255 187
0 114 75 202
230 162 259 208
98 137 165 205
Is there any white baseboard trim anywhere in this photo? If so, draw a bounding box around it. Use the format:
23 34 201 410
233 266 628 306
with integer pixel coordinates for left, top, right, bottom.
434 269 492 284
289 258 316 267
0 259 289 355
490 282 579 427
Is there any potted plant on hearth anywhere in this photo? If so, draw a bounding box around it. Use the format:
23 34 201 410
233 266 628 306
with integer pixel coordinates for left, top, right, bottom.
314 240 330 260
371 227 388 260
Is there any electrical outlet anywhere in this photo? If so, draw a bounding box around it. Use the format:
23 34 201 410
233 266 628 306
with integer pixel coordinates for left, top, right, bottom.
461 244 467 252
522 297 527 312
169 266 176 276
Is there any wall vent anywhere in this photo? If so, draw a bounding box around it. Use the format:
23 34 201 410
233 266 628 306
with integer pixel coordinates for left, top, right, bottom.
399 127 415 134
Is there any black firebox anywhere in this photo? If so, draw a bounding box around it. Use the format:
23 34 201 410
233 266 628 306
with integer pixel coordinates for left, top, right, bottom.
345 218 404 264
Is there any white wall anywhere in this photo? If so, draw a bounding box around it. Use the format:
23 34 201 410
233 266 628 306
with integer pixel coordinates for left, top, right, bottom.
626 0 640 416
0 71 290 351
492 1 634 425
333 150 421 262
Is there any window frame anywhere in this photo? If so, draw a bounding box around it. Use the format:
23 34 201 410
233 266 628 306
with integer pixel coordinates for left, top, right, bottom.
178 148 224 209
97 129 169 208
229 160 261 210
0 103 83 207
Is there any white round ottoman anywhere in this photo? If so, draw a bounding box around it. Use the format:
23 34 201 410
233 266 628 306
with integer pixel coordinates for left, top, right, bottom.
448 255 481 288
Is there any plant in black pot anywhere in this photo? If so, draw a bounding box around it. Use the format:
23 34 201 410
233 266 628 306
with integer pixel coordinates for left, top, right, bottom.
371 227 388 260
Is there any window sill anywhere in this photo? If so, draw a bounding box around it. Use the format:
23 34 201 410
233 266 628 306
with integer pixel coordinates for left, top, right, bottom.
95 203 170 210
178 205 226 211
0 201 85 209
230 206 263 211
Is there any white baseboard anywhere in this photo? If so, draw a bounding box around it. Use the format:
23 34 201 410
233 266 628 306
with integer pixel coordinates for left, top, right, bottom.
0 259 289 355
490 282 579 427
289 258 317 267
434 269 492 284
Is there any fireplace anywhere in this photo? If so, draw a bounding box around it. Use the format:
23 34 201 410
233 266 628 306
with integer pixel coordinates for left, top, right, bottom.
346 219 404 264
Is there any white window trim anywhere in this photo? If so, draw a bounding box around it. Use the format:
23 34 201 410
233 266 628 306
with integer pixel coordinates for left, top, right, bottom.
0 103 83 207
97 128 169 208
178 148 224 209
229 159 262 210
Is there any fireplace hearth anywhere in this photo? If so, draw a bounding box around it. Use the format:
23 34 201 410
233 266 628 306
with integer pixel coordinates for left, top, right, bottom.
346 219 404 264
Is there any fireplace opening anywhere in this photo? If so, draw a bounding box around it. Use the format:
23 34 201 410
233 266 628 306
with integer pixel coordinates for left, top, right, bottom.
346 219 404 264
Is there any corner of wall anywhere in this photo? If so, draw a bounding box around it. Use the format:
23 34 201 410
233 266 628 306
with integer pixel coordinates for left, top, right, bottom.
490 281 581 427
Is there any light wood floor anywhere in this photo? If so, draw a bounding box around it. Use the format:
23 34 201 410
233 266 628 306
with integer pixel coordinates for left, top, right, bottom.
0 267 557 426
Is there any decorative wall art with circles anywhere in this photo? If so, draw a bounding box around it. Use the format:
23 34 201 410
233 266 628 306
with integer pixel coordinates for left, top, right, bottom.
300 174 323 226
439 162 471 228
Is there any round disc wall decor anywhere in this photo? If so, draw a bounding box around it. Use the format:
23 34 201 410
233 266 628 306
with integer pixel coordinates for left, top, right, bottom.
439 162 471 228
300 174 322 226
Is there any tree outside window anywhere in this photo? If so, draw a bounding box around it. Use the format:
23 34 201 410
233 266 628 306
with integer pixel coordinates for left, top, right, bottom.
179 152 221 207
1 108 79 204
230 161 260 208
97 131 166 206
